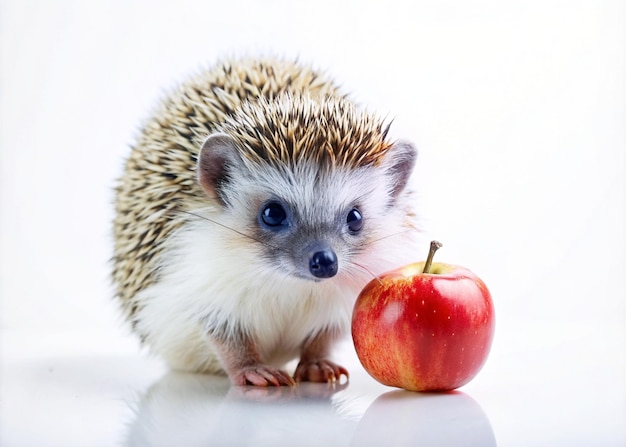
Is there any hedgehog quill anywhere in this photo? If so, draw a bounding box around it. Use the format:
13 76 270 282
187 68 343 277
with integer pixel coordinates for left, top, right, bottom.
113 58 422 386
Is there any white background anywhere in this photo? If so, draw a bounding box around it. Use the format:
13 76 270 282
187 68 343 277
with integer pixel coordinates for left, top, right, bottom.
1 1 624 446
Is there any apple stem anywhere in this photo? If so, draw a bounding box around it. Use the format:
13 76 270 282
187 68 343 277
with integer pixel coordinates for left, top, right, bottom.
422 240 443 274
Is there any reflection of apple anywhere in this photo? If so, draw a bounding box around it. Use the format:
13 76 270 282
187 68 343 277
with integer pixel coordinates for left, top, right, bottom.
351 390 496 446
352 241 495 392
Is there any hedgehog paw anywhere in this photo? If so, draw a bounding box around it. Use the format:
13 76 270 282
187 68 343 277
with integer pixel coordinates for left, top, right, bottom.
231 365 296 387
294 359 349 383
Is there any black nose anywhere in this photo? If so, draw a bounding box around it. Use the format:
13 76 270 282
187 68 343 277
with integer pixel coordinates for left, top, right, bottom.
309 249 338 278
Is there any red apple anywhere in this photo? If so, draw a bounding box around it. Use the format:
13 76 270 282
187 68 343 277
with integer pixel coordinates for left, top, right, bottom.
352 241 495 392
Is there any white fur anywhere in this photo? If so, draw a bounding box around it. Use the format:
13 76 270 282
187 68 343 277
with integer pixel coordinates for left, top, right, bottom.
133 156 424 374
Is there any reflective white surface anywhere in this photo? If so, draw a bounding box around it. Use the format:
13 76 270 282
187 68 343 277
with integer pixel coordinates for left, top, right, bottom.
1 0 624 446
2 323 624 446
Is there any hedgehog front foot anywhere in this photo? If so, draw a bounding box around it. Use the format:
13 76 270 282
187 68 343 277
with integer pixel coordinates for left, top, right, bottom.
232 365 296 387
293 359 349 383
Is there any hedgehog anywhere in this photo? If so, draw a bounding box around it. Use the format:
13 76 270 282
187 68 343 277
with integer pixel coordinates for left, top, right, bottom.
113 57 421 386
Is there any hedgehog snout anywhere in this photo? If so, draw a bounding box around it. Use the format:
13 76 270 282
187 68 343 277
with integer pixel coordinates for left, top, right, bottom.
309 249 338 279
306 242 338 279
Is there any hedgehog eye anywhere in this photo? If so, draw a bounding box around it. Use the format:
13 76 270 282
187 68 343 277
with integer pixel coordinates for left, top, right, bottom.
260 202 288 228
346 208 363 234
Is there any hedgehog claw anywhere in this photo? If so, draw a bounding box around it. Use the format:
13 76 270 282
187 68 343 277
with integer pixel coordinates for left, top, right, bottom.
294 359 349 383
232 365 296 387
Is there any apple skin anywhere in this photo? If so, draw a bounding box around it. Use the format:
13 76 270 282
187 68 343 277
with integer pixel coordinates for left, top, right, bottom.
351 261 495 392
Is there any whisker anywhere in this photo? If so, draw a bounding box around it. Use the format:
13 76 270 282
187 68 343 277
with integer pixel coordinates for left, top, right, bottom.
178 210 279 250
350 262 383 285
369 228 415 245
338 265 365 290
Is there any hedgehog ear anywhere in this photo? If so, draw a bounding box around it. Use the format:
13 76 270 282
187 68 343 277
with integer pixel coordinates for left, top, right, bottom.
382 140 418 199
197 133 241 204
